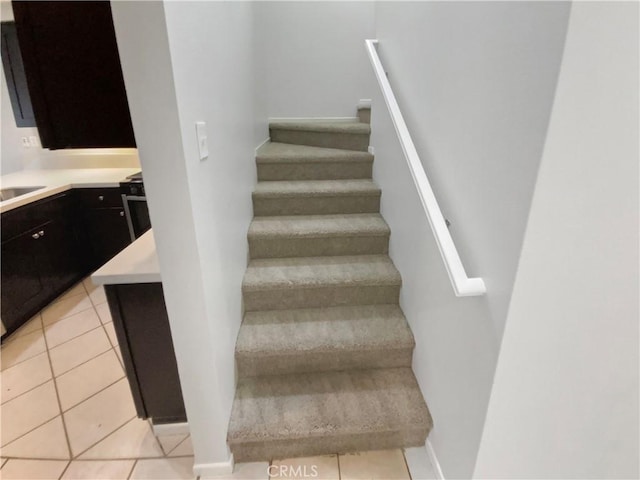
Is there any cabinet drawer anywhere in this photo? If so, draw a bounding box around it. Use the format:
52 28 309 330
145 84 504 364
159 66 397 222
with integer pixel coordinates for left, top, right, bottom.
75 188 123 209
1 191 75 242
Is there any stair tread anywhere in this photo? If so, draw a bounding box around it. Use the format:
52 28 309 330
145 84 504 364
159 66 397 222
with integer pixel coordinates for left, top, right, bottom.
269 121 371 135
243 255 401 291
228 367 432 444
257 142 373 164
237 305 414 357
253 179 380 197
248 214 389 238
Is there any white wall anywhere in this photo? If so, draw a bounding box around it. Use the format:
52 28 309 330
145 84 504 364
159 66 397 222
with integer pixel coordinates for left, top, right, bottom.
112 1 265 475
370 2 570 478
257 1 375 119
474 2 639 478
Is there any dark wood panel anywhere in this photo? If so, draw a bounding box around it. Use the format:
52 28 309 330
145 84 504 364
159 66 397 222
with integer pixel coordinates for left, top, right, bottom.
1 225 50 333
1 21 35 127
75 187 124 209
82 207 131 271
12 1 135 149
106 284 187 423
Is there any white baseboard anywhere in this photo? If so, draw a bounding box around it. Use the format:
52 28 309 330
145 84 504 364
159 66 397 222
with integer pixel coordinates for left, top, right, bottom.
151 422 190 436
426 439 445 480
194 454 234 478
268 116 359 123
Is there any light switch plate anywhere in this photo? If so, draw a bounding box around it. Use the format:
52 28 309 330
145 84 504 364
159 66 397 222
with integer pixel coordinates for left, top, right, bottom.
196 121 208 161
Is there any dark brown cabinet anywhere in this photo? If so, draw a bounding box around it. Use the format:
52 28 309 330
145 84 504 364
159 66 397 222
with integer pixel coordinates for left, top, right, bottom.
1 188 133 338
77 188 131 271
106 283 187 424
12 1 135 149
1 192 86 335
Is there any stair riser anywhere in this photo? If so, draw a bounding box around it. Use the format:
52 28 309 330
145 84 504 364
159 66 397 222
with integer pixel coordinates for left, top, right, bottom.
257 161 373 181
253 195 380 216
237 347 413 377
230 428 430 463
249 235 389 258
271 129 370 152
243 285 400 311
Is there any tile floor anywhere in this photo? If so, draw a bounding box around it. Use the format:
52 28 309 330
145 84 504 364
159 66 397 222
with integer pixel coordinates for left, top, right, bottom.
1 277 435 480
1 278 194 479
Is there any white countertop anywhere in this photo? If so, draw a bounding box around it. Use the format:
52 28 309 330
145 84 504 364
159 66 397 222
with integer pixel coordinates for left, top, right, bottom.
0 168 140 213
91 229 161 285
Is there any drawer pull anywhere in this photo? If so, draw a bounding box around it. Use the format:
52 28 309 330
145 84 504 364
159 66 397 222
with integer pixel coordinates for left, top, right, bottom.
98 195 104 201
31 233 40 239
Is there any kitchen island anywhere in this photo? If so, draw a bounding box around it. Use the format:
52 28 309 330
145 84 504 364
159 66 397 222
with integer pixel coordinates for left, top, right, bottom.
92 230 187 425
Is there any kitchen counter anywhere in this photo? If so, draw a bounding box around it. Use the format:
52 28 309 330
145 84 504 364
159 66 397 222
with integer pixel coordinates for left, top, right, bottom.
91 229 161 285
0 168 140 213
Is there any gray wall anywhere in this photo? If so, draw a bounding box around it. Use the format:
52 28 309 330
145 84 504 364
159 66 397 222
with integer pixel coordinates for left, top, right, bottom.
257 1 375 119
475 2 639 477
371 2 571 477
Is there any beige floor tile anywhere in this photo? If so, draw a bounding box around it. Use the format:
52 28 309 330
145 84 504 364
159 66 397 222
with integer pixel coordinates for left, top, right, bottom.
129 457 195 480
42 294 93 326
2 458 7 468
57 350 124 411
95 302 113 325
12 315 43 338
339 449 410 480
78 417 164 459
1 329 46 371
52 284 87 304
227 462 270 480
103 322 118 346
1 416 70 459
61 460 135 480
168 436 193 457
44 309 102 349
49 328 111 377
156 434 188 456
63 378 136 457
1 381 60 446
0 459 68 479
271 455 338 480
82 277 98 293
89 286 107 306
1 352 52 404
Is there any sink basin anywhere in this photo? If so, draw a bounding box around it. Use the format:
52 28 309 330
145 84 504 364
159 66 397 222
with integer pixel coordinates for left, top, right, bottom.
0 186 46 202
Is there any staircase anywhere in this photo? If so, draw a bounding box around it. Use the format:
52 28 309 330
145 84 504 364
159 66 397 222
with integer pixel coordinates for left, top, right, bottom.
227 106 432 462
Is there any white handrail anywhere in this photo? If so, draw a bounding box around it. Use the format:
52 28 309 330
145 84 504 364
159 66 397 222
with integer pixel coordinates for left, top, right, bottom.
365 39 486 297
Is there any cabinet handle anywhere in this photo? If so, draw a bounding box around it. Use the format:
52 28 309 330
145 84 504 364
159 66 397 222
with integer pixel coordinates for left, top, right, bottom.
39 230 45 237
32 233 40 239
119 211 125 217
98 195 104 201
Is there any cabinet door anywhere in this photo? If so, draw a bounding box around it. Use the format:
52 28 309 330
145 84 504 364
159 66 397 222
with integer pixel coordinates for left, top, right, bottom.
12 1 135 149
1 225 50 334
84 208 131 270
37 219 86 295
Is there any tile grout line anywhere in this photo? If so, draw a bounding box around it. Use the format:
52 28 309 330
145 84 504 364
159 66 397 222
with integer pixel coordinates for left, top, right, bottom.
402 449 413 480
44 321 106 353
59 373 126 414
127 459 138 480
40 313 75 462
71 413 137 459
57 460 72 480
337 454 342 480
164 434 190 457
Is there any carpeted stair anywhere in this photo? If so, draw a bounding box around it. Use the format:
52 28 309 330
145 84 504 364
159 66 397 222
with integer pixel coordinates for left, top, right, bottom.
227 106 432 462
